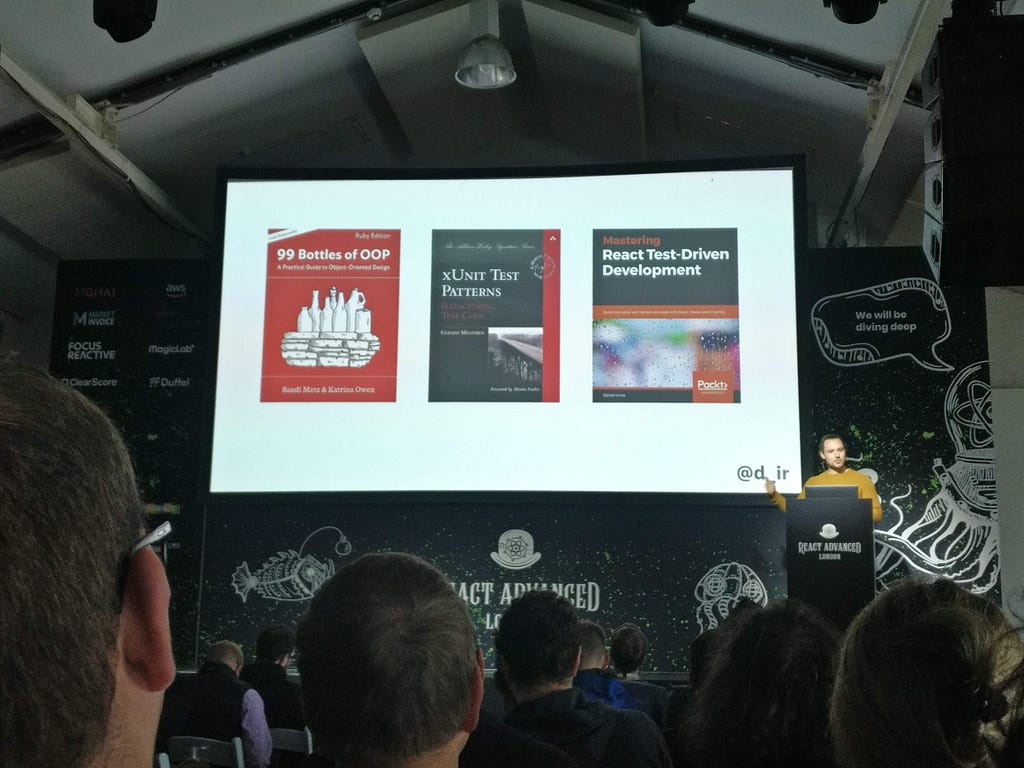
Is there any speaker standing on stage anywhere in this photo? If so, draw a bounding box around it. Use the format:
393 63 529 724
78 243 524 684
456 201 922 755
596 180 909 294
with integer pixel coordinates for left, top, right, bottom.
765 434 882 522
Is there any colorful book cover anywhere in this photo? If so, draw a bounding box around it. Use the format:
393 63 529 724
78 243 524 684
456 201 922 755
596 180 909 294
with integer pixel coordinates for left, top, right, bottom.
429 229 560 402
260 228 400 402
592 228 739 403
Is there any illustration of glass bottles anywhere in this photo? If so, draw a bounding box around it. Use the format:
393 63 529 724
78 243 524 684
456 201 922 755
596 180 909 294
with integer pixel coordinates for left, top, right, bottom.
344 288 365 332
326 287 339 332
297 306 312 333
308 289 321 334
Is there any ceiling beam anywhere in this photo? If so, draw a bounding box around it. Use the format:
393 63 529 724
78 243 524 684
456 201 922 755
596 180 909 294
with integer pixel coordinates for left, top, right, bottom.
0 48 204 242
826 0 946 247
0 0 919 167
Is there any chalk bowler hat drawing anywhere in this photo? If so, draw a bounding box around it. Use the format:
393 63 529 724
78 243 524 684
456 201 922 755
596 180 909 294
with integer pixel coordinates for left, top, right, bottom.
819 523 839 540
491 529 542 570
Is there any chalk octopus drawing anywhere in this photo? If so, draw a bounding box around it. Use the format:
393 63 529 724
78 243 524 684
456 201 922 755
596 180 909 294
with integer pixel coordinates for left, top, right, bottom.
694 562 768 632
232 526 354 603
875 362 999 593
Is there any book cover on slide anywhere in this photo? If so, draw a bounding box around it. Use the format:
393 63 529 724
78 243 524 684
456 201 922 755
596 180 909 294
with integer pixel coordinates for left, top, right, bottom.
260 228 400 402
429 229 560 402
593 228 739 403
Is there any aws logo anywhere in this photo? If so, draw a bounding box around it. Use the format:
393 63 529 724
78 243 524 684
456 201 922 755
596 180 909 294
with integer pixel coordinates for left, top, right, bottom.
165 283 187 299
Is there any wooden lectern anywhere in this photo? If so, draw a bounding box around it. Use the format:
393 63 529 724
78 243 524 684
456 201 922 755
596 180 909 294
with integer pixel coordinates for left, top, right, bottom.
786 489 875 631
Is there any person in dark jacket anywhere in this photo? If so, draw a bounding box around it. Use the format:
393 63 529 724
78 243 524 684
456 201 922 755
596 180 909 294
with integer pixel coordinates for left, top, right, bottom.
494 590 672 768
158 640 272 768
608 622 669 727
572 620 640 711
240 625 303 729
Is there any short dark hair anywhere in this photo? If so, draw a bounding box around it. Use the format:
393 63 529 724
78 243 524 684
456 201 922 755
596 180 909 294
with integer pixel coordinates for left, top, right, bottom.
610 623 648 675
297 552 477 767
494 590 579 690
0 363 143 768
255 625 294 662
576 620 607 668
818 433 844 453
682 600 839 768
831 578 1021 768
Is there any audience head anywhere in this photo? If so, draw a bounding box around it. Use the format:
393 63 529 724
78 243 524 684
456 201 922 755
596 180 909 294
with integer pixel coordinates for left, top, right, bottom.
494 590 580 700
0 362 174 768
610 623 648 675
687 626 719 690
207 640 245 674
576 620 609 671
297 552 482 768
255 624 295 665
683 599 839 768
831 577 1022 768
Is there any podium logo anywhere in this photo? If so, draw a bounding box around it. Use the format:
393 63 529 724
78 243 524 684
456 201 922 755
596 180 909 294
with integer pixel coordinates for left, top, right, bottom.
166 283 188 298
818 523 839 540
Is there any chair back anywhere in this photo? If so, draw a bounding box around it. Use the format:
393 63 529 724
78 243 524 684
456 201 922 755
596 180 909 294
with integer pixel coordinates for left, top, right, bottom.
269 728 313 755
166 735 245 768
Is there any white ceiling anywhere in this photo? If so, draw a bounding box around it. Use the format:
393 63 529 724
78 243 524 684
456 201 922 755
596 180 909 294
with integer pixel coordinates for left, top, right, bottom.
2 0 1018 263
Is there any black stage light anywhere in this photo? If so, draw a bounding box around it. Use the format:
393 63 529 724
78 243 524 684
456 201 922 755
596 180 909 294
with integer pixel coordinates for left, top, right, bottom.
640 0 694 27
94 0 157 42
824 0 887 24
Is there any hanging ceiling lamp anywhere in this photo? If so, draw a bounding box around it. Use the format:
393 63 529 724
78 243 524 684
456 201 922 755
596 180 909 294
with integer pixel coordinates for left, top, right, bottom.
455 0 516 89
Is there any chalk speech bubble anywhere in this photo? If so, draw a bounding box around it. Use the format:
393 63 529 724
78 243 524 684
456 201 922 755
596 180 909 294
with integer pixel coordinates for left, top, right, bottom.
811 277 952 372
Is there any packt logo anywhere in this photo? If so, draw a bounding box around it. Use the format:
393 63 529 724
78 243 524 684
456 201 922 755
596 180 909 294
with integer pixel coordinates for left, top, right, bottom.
72 310 116 327
693 371 732 403
696 378 729 391
165 283 187 299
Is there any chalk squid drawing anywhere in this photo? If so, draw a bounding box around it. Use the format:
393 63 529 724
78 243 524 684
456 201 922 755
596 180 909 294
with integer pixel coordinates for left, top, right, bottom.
694 561 768 632
232 526 354 603
875 362 999 593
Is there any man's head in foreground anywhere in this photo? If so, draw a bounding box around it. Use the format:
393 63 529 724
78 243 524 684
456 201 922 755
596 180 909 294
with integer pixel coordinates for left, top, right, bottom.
0 363 175 768
493 590 581 702
297 552 483 767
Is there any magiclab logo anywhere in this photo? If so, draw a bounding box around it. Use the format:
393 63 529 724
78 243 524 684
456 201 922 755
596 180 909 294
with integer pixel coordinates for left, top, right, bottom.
72 310 116 327
165 283 188 299
73 286 117 299
148 343 196 356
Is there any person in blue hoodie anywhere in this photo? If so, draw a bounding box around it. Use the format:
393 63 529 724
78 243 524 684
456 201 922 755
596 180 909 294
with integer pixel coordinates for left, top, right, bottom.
572 620 640 710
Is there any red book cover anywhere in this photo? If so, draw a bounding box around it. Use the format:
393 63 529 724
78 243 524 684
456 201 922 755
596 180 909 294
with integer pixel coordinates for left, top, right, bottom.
260 229 400 402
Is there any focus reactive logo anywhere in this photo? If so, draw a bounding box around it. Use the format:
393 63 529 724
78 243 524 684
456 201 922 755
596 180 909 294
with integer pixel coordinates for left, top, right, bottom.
67 341 116 361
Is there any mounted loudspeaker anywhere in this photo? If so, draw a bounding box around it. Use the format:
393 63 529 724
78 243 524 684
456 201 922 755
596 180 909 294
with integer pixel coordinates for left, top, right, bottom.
93 0 157 43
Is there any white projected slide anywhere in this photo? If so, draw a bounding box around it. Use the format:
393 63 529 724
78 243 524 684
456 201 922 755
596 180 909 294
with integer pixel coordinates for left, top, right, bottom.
210 162 805 495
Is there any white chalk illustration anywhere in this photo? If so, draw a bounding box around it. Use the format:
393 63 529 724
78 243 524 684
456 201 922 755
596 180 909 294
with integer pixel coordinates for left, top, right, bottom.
811 278 952 372
280 286 380 367
491 529 542 569
231 526 354 603
874 362 999 593
693 561 768 632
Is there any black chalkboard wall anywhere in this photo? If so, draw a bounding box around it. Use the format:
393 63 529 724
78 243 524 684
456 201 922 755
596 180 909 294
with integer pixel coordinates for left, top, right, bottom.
50 259 208 665
52 246 997 672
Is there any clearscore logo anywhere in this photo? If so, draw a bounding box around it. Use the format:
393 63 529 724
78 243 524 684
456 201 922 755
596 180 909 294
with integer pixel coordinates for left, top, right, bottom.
696 378 729 391
166 283 187 298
